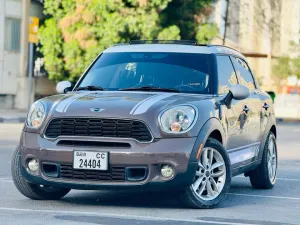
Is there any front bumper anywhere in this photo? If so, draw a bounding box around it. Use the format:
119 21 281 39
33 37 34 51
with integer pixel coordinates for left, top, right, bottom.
20 131 198 190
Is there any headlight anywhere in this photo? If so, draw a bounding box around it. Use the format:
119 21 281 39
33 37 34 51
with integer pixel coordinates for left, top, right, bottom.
27 101 46 128
159 105 197 133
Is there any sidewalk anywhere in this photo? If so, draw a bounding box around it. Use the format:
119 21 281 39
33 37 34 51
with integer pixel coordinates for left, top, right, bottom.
0 109 27 123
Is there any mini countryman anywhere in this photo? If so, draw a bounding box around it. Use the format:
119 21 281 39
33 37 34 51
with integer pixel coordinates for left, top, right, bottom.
12 41 277 208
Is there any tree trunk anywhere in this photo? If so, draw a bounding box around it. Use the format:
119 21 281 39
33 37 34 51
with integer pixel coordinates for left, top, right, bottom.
223 0 230 45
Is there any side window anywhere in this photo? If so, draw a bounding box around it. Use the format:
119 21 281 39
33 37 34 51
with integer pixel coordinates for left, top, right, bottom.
232 57 256 91
4 18 21 52
216 55 238 94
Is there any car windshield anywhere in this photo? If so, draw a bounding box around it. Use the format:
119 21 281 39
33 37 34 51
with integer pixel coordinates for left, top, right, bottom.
77 52 212 94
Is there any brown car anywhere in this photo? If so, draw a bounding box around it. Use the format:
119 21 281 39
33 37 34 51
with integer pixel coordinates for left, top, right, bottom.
11 41 278 208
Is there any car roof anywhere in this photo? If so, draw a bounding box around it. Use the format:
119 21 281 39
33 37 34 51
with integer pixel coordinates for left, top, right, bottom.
103 41 246 61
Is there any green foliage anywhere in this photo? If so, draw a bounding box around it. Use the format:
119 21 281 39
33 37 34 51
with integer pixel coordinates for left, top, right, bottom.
272 56 293 79
272 41 300 80
157 25 180 40
196 23 219 44
39 18 64 82
159 0 215 40
39 0 217 82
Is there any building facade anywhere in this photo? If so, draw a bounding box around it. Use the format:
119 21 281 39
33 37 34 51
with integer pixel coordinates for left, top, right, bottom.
0 0 44 109
211 0 300 91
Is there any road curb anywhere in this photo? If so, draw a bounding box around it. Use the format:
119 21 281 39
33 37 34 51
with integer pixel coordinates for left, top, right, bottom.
0 117 26 123
276 118 300 123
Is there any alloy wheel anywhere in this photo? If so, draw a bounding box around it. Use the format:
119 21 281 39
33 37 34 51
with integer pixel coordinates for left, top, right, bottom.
192 147 226 200
267 136 277 184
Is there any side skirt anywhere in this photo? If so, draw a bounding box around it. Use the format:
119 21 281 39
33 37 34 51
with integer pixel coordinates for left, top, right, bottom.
231 160 261 177
227 142 261 177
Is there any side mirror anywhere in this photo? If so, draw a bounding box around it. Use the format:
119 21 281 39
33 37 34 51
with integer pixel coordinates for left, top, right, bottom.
222 84 250 108
230 84 250 100
56 81 72 94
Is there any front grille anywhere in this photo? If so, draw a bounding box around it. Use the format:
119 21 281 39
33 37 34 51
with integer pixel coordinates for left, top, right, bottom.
44 118 152 142
60 164 126 182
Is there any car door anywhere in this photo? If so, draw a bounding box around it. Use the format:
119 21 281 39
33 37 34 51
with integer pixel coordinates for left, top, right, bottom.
215 55 250 151
231 56 261 152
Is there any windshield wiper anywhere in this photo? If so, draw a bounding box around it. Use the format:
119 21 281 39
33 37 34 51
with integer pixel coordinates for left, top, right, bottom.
119 86 180 93
75 85 104 91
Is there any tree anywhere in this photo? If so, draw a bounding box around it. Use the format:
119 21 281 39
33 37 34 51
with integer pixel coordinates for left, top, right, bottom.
272 56 293 80
158 0 218 41
272 40 300 92
196 23 219 44
39 0 217 82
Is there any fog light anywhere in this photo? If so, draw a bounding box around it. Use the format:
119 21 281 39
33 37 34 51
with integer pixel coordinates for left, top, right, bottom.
161 165 174 178
28 159 39 172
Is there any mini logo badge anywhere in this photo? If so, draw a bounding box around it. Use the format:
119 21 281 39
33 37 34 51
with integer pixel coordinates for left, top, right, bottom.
90 108 105 112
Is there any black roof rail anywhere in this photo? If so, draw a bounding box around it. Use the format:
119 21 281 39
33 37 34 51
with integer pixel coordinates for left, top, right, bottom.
113 41 241 53
129 40 207 46
113 43 129 46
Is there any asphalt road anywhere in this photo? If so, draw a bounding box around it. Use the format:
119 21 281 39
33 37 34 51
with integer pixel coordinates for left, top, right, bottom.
0 122 300 225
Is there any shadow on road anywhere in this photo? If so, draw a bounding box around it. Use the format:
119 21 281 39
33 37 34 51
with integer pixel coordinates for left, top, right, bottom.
60 183 256 209
62 190 183 209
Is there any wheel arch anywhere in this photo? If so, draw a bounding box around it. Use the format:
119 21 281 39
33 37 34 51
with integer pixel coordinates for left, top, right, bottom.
207 129 223 144
270 125 277 137
258 118 277 161
190 118 226 163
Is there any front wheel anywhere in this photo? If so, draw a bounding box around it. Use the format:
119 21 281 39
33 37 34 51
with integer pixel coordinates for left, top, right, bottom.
11 148 71 200
248 132 277 189
180 138 231 208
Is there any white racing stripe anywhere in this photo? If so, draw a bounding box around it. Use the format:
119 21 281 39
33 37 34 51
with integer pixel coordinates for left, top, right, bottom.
0 207 259 225
55 92 94 113
129 94 158 115
131 93 177 115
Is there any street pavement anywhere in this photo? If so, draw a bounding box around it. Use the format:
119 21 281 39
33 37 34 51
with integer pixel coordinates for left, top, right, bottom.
0 122 299 225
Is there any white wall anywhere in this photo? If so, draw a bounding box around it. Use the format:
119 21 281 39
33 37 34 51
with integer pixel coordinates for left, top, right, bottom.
0 0 22 97
0 0 5 95
280 0 300 56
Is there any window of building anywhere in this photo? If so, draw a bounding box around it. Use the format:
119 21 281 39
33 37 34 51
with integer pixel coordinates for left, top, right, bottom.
231 57 256 91
5 18 21 52
216 55 238 94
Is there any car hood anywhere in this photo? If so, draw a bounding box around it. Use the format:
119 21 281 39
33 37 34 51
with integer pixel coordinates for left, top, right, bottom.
41 91 215 138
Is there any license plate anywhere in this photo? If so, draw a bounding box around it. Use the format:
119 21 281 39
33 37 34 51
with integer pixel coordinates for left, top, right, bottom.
73 151 108 170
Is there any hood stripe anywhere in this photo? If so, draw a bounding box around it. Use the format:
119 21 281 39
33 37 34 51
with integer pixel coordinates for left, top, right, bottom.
55 92 93 113
129 94 158 115
131 93 177 115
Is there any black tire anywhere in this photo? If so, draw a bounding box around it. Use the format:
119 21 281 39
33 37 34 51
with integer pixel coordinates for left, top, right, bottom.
179 138 231 209
248 132 277 189
11 148 71 200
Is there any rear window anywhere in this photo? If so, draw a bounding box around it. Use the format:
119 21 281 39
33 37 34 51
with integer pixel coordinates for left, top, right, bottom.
78 52 212 94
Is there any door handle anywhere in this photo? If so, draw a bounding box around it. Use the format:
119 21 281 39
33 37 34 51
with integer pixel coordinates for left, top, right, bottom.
263 103 270 110
243 105 250 113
